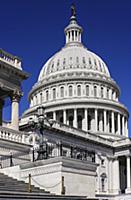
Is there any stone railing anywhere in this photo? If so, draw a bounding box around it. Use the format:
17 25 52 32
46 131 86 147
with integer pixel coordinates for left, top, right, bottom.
52 121 113 146
0 49 22 69
0 126 29 144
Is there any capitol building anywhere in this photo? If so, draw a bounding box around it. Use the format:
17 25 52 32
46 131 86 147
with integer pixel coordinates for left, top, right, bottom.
0 5 131 200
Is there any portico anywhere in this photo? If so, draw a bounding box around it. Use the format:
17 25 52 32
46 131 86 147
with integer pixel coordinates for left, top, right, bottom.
0 49 29 130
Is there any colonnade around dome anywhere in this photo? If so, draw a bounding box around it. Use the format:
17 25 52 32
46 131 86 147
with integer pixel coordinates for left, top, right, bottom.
47 108 128 138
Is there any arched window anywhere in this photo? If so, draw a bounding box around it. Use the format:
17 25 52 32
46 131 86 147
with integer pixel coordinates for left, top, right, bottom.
112 90 115 100
82 57 86 64
94 86 97 97
46 90 49 101
86 85 89 96
60 86 64 98
107 88 109 99
69 85 73 97
89 58 91 64
40 93 42 103
101 173 107 192
101 87 104 98
101 178 105 192
53 88 56 100
69 116 73 127
77 85 81 96
35 95 38 104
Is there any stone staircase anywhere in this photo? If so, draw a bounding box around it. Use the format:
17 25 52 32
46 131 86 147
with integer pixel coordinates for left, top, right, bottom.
0 172 87 200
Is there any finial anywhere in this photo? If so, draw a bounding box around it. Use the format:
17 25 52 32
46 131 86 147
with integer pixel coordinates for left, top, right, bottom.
71 3 76 18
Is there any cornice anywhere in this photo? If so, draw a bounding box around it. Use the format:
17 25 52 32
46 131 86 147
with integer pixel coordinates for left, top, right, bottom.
23 98 129 118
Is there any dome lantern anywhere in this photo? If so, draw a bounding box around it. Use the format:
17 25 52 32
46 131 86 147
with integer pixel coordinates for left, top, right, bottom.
64 5 83 45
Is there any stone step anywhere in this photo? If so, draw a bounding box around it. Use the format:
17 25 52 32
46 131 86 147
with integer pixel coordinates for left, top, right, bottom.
0 191 87 200
0 172 49 194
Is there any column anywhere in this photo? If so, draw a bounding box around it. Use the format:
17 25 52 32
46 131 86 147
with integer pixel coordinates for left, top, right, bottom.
104 110 107 132
63 110 66 124
125 118 128 137
53 111 56 121
73 109 77 128
107 111 110 132
117 113 120 135
99 112 103 132
0 100 4 126
108 158 113 193
126 156 131 193
83 108 88 131
113 157 120 194
95 109 98 132
95 153 100 194
11 92 21 130
122 116 125 136
111 111 115 134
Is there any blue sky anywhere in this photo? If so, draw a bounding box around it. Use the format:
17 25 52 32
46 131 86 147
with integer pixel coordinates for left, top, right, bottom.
1 0 131 134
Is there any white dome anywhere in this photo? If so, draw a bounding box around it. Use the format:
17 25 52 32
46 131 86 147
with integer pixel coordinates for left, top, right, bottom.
38 44 110 82
23 6 129 141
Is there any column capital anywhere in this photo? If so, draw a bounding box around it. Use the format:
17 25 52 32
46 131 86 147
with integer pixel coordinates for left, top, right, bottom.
11 90 23 102
126 154 131 158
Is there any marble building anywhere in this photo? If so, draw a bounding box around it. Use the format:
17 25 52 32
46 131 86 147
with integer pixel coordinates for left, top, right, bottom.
0 5 131 200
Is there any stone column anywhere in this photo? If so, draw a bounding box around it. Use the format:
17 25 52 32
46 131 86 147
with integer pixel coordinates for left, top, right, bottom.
122 116 125 136
95 153 100 194
113 157 120 194
53 111 56 121
0 100 4 126
107 111 110 132
95 109 98 132
99 112 103 132
11 92 21 130
63 110 66 124
73 109 77 128
104 110 107 132
117 113 120 135
125 118 128 137
108 158 113 193
126 156 131 193
83 108 88 131
111 111 115 134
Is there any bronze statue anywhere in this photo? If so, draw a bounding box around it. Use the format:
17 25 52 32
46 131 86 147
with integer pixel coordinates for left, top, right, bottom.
71 4 76 17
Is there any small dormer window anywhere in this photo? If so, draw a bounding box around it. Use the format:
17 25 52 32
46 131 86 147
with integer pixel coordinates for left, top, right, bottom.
89 58 91 65
63 58 66 65
94 59 97 66
83 57 86 64
101 159 105 166
76 57 79 63
57 60 60 66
